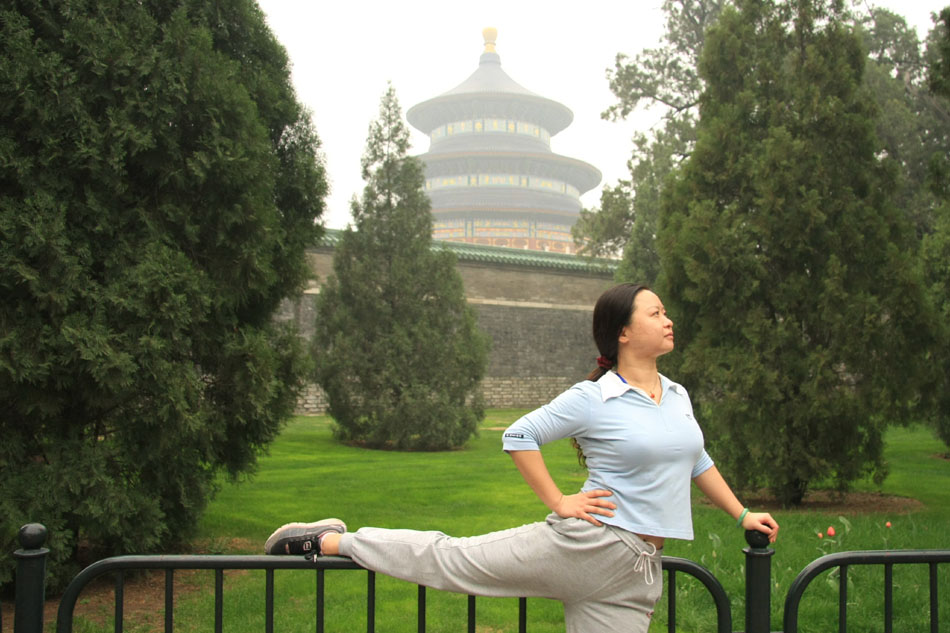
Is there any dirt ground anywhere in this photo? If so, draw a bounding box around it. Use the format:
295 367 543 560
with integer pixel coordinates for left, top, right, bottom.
0 491 925 632
698 488 924 514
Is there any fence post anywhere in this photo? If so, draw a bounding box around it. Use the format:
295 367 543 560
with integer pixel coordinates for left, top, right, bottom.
743 529 774 633
14 523 49 633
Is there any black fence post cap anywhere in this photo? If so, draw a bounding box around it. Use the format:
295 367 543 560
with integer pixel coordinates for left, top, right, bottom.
744 529 771 550
18 523 48 550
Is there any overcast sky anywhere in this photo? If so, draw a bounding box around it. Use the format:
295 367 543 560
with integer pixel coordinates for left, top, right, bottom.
256 0 942 230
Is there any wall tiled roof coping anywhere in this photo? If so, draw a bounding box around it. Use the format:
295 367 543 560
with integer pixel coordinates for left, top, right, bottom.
316 228 617 275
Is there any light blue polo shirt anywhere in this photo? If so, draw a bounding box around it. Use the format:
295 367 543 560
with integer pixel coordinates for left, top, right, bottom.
502 371 714 540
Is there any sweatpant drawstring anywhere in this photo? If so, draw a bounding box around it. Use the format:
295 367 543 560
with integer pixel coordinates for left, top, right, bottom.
632 541 658 585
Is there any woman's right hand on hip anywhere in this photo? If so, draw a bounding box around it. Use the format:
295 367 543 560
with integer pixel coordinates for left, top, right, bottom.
554 490 616 526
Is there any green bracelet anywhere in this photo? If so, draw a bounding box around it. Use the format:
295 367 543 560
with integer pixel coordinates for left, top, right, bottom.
736 507 749 527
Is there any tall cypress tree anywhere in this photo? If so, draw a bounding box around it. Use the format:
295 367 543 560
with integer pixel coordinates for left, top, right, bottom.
313 85 488 450
658 0 938 505
0 0 326 587
922 8 950 450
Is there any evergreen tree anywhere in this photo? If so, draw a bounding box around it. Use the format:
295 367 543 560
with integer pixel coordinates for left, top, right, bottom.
579 2 945 290
858 8 950 239
0 0 327 587
922 7 950 449
313 85 488 450
658 0 937 505
573 0 727 285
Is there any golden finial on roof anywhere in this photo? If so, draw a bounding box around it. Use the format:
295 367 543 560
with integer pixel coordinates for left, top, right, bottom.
482 27 498 53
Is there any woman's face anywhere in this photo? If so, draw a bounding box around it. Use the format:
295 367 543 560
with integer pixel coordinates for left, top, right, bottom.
621 290 674 358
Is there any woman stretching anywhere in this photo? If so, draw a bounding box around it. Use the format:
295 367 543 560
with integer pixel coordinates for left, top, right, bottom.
266 283 779 632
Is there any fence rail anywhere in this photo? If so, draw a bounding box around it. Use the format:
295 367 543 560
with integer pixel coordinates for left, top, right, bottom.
783 549 950 633
55 554 365 633
12 524 734 633
17 523 949 633
662 556 732 633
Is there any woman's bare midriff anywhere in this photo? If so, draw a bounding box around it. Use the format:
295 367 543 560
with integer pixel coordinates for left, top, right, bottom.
637 533 665 550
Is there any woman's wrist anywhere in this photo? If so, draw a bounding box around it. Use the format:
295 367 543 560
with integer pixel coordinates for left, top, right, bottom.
548 493 565 512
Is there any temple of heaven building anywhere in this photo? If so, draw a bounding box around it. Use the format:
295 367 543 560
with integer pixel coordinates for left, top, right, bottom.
406 28 602 253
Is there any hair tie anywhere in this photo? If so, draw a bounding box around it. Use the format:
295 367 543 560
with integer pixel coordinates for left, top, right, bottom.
596 356 614 370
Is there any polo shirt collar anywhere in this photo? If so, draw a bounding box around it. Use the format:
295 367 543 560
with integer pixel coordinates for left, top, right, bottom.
597 370 683 402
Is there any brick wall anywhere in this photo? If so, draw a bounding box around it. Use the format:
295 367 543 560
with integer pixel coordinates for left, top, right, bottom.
473 301 594 384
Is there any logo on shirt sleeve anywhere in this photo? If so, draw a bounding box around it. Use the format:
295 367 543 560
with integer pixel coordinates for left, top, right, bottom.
504 432 526 439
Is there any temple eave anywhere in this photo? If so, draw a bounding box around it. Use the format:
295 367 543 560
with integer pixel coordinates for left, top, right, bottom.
419 152 602 194
407 93 573 136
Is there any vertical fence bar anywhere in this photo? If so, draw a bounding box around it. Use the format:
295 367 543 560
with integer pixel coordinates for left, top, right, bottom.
743 530 774 633
164 569 174 633
14 524 49 633
112 569 125 633
366 571 375 633
265 569 274 633
930 562 938 633
467 595 476 633
518 597 527 633
417 585 426 633
884 563 893 633
316 569 325 633
666 569 677 633
114 571 124 633
214 569 223 633
838 565 848 633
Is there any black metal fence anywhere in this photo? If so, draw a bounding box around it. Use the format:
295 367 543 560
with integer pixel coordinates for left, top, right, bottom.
50 555 730 633
7 523 950 633
8 523 737 633
783 549 950 633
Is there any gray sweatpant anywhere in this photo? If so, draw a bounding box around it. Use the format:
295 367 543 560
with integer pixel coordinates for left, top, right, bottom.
337 513 663 632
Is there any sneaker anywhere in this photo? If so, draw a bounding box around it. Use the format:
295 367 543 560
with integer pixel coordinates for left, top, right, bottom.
264 518 346 555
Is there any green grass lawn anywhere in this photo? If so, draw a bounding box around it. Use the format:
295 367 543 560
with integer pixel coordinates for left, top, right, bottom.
68 413 950 632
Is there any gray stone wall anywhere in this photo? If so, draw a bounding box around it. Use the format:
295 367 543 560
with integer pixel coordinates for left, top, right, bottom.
458 261 613 307
274 292 318 341
480 376 570 410
296 381 328 414
473 301 594 381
